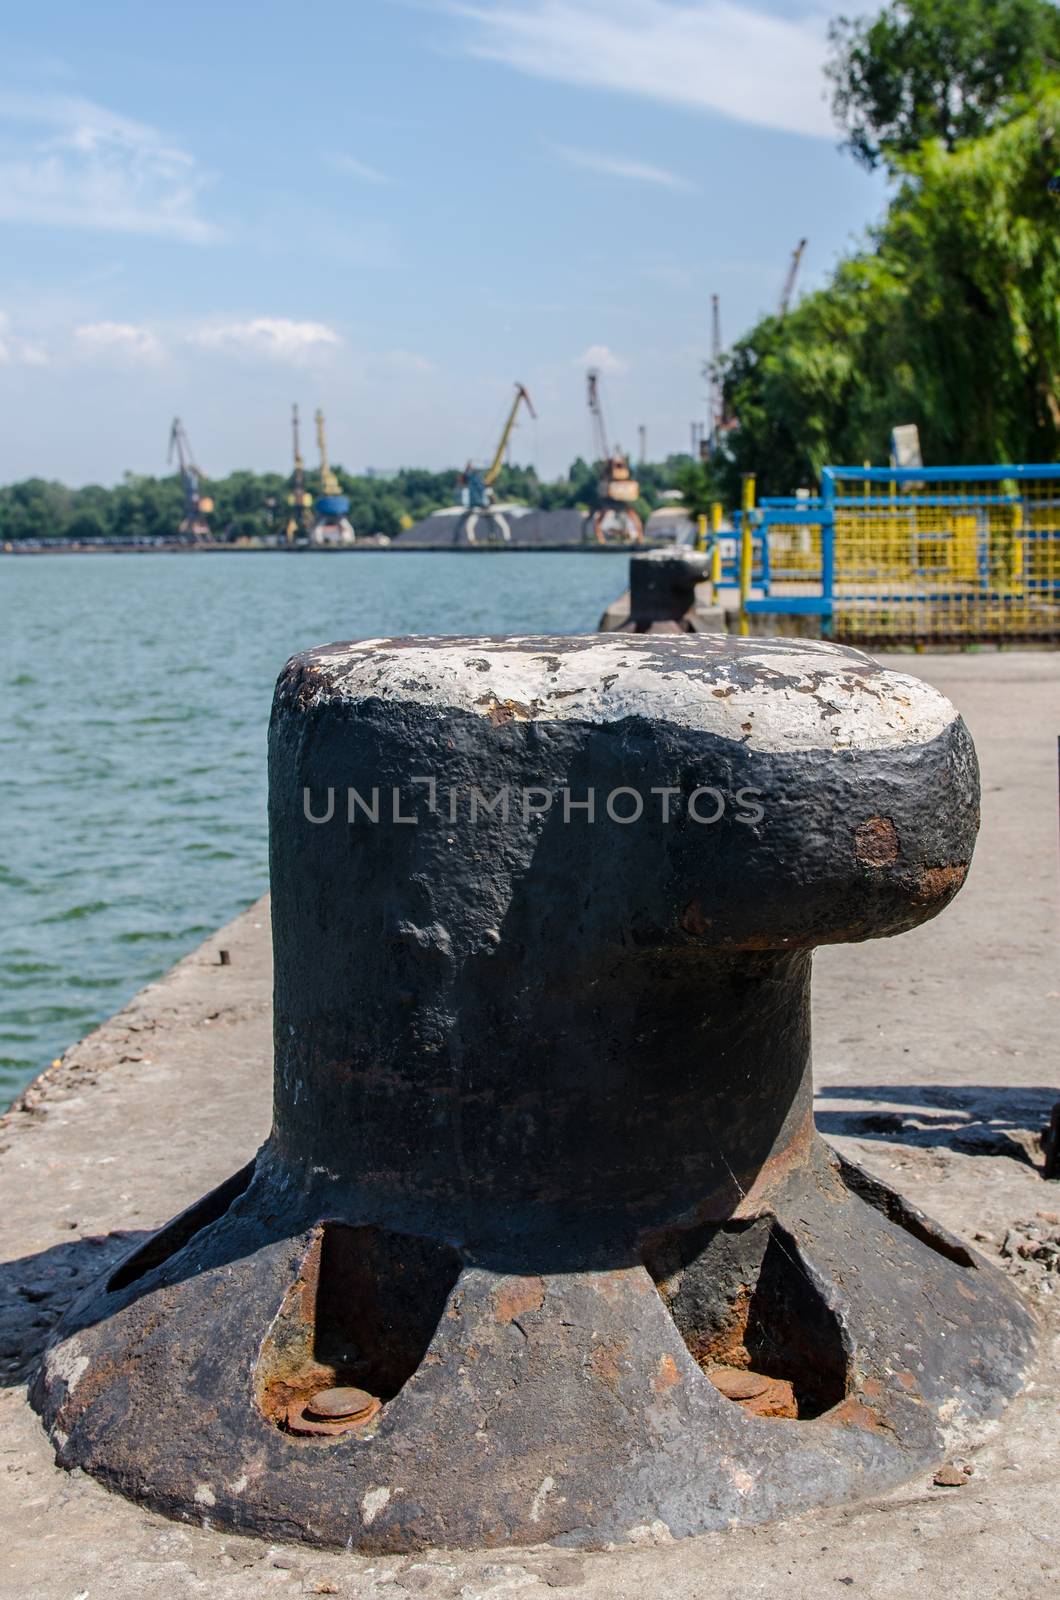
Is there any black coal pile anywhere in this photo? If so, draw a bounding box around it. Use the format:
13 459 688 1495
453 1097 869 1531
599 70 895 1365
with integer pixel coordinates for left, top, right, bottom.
400 506 588 547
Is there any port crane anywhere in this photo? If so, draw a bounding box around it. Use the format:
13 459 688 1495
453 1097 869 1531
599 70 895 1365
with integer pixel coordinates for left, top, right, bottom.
312 408 354 544
168 418 213 541
586 368 642 543
778 238 807 318
703 293 742 455
704 292 730 454
285 404 313 544
462 384 536 510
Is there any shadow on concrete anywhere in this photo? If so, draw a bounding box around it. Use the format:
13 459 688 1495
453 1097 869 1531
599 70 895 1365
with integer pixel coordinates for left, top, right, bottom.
814 1083 1054 1166
7 1082 1049 1392
0 1230 148 1387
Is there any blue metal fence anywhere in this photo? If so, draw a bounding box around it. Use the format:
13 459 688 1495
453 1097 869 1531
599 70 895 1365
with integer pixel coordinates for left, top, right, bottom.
722 464 1060 642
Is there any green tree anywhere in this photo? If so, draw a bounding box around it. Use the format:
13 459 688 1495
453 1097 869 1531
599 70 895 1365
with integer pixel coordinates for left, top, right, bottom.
0 456 695 541
66 510 108 542
717 88 1060 493
673 458 726 520
828 0 1060 170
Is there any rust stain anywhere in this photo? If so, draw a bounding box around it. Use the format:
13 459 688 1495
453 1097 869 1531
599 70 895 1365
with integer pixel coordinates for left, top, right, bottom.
854 816 899 867
732 1107 816 1216
829 1396 893 1438
297 1234 323 1326
254 1228 351 1428
680 900 712 936
907 863 968 904
476 696 537 726
653 1354 682 1395
594 1268 647 1303
493 1276 545 1323
679 1284 752 1372
589 1339 628 1393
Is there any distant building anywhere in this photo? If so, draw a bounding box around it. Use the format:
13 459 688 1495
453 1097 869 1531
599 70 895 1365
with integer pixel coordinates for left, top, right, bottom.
643 505 696 545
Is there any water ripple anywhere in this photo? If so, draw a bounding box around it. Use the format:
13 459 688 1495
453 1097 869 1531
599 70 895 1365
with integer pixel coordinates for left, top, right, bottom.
0 548 627 1103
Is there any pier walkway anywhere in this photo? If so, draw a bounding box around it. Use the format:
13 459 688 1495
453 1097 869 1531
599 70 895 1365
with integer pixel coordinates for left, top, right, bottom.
0 652 1057 1599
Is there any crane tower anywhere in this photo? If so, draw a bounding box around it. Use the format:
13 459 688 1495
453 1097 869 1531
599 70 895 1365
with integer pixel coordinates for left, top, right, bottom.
585 369 642 544
778 238 807 318
461 385 536 511
312 408 354 545
168 418 213 541
285 404 313 544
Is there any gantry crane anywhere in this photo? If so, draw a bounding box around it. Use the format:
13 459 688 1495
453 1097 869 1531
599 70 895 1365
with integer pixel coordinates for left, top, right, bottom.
706 293 724 455
168 418 213 541
311 408 354 544
285 404 313 544
462 384 536 510
778 238 807 318
703 293 740 456
585 368 642 543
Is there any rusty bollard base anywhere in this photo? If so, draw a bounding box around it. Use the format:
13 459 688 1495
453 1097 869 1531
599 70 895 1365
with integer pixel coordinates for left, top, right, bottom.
34 636 1035 1552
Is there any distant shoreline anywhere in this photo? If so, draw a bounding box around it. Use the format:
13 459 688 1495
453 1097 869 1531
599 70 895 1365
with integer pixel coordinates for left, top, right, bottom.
1 542 642 556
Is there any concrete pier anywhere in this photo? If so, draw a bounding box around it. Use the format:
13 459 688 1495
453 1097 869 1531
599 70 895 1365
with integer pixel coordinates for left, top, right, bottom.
0 651 1057 1598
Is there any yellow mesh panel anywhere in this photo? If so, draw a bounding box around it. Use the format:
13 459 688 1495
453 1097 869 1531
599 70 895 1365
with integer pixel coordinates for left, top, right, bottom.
823 476 1059 643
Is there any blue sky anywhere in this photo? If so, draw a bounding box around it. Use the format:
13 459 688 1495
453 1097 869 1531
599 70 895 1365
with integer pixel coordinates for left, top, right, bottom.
0 0 886 484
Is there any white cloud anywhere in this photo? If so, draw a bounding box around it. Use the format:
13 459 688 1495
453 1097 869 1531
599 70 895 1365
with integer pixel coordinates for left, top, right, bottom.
553 143 696 191
325 150 391 184
0 90 216 242
449 0 836 139
576 344 627 373
74 322 164 362
188 317 343 363
0 310 50 366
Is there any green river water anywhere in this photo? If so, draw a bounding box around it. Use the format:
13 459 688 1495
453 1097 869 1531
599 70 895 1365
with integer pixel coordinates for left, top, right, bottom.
0 549 628 1104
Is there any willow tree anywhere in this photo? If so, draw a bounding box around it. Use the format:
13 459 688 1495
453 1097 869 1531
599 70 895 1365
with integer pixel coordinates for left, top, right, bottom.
828 0 1060 170
718 88 1060 495
879 90 1060 461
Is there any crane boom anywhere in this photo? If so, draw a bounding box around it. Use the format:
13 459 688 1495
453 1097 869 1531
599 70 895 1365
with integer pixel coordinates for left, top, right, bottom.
779 238 807 318
484 384 536 486
707 293 723 452
293 403 305 479
167 417 213 538
286 403 312 543
168 417 199 481
584 367 641 543
586 369 610 463
315 408 342 496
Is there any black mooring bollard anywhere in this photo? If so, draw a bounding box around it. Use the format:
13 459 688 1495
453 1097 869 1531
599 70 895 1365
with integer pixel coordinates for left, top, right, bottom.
600 546 720 632
36 635 1034 1551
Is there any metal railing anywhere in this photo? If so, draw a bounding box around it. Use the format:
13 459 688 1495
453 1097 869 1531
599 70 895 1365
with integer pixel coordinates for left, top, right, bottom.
728 465 1060 644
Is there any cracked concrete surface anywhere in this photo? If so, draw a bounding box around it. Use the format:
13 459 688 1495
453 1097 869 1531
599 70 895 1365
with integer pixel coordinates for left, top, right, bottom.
0 651 1056 1599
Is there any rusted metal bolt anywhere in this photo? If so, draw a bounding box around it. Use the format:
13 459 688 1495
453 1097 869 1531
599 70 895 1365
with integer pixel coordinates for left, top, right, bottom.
305 1386 378 1422
285 1387 382 1436
38 635 1035 1552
